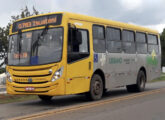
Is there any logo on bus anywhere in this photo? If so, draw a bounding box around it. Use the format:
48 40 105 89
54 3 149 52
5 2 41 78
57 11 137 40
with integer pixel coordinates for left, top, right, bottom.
94 54 98 63
146 50 158 66
28 78 33 83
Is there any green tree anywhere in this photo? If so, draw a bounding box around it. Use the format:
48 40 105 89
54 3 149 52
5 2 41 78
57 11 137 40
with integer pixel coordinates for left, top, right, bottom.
160 28 165 66
0 6 39 68
0 26 9 67
11 6 39 22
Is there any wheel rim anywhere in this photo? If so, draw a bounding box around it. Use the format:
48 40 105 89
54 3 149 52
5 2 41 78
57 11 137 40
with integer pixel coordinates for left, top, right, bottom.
140 75 145 89
93 80 102 95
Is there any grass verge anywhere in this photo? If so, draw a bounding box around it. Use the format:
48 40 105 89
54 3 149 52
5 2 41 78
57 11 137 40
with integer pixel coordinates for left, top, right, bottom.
0 94 38 104
150 74 165 83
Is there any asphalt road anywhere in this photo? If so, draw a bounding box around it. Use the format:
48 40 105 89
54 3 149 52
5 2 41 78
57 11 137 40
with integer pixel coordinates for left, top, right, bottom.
37 88 165 120
1 81 165 120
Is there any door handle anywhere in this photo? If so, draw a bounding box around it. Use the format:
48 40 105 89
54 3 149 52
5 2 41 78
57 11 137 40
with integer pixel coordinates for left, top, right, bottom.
89 62 91 70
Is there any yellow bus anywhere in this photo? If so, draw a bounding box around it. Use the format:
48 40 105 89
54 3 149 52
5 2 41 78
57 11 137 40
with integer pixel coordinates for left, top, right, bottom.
6 12 161 101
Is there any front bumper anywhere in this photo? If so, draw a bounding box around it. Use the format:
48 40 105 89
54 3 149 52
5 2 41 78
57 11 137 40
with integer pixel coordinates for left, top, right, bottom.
6 63 65 96
6 79 64 96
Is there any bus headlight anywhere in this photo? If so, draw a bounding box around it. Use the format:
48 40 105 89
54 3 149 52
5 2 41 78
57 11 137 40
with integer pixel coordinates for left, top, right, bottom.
6 72 12 82
51 67 64 82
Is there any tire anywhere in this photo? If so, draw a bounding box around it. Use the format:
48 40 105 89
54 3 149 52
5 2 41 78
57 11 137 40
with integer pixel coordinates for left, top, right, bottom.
38 95 53 102
127 70 146 92
86 74 103 100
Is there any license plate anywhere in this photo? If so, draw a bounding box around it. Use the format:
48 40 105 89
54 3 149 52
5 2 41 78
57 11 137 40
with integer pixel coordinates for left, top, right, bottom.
25 87 35 91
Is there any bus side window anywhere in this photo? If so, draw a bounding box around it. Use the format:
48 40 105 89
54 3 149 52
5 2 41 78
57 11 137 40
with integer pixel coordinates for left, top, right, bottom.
122 30 136 54
106 27 122 53
136 32 147 54
68 28 90 63
93 25 106 53
147 34 159 54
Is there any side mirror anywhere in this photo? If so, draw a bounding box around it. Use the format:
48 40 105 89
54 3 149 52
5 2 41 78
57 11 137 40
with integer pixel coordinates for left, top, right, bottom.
68 23 82 45
5 57 8 65
74 31 82 45
76 31 82 45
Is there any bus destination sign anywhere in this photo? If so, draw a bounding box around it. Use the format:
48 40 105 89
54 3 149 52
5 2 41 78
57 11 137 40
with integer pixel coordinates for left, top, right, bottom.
12 14 62 33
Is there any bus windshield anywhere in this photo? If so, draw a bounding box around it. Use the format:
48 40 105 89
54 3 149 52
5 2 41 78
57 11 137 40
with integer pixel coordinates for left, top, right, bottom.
8 27 63 66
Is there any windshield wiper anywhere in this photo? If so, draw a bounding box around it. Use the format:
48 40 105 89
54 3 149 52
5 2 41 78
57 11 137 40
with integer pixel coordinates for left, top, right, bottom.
41 24 49 37
32 25 49 56
34 24 49 45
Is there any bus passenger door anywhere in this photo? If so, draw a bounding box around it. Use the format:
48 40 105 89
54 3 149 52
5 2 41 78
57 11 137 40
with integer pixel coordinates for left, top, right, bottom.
66 23 92 94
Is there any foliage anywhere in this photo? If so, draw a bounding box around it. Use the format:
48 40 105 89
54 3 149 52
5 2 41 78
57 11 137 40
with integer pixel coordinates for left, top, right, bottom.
0 6 39 68
11 6 39 22
0 68 6 74
0 26 9 67
160 28 165 66
150 74 165 82
0 95 37 104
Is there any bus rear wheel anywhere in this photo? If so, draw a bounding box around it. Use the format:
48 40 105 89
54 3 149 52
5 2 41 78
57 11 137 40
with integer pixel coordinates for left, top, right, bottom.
38 95 53 102
86 74 103 100
127 70 146 92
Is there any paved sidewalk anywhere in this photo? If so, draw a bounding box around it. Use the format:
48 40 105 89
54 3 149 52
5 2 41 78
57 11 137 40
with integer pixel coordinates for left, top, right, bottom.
0 85 6 88
0 85 6 94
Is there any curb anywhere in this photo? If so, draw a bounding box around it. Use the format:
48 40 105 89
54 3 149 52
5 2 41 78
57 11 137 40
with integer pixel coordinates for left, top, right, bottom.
0 91 7 94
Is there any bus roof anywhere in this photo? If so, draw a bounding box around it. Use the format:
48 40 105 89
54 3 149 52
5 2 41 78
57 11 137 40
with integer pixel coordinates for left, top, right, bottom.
13 12 159 34
65 12 158 34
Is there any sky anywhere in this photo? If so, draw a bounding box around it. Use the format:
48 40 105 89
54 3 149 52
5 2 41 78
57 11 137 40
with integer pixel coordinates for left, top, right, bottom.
0 0 165 33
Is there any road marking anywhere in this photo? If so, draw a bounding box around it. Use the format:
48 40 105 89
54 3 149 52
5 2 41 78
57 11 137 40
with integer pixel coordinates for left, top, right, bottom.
11 88 165 120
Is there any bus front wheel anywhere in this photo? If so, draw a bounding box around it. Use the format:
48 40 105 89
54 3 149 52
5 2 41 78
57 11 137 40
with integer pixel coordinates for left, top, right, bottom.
38 95 53 102
86 74 103 100
126 70 146 92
